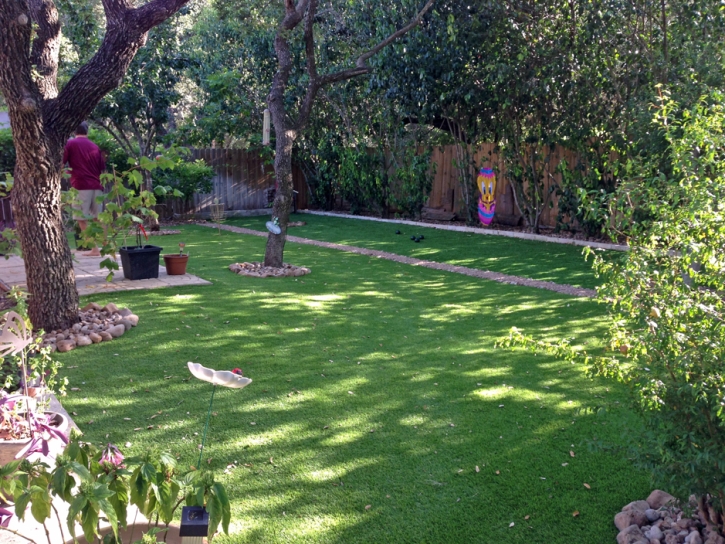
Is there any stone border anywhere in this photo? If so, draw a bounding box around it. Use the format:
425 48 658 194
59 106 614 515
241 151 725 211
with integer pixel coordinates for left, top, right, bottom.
300 210 629 252
229 262 311 278
199 223 596 298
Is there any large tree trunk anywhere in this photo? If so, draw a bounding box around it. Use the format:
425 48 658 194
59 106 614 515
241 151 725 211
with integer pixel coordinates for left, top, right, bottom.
12 135 79 330
0 0 191 330
263 128 295 267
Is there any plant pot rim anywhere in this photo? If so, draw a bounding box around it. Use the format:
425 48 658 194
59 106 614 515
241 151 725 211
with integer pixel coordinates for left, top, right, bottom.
120 245 163 251
163 253 189 258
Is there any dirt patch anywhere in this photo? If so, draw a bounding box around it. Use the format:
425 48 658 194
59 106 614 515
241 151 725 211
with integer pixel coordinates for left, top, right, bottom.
229 262 311 278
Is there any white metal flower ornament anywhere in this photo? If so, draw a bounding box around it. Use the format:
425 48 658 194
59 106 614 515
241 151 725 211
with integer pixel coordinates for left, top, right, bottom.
187 362 252 469
0 311 32 357
187 362 252 389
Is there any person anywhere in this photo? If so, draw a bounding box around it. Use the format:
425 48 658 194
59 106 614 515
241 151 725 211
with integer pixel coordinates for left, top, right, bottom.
63 122 105 256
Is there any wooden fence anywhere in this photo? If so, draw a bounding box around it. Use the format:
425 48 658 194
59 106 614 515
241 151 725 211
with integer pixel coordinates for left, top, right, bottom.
427 143 581 228
168 148 307 216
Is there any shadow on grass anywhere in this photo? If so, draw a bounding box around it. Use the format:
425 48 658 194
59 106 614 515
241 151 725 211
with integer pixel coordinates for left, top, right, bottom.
56 226 646 544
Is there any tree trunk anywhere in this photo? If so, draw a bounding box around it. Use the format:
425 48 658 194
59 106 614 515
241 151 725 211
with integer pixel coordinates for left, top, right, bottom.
12 134 79 331
263 128 296 268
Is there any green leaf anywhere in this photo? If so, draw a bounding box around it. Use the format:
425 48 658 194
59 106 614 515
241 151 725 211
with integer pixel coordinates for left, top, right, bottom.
81 502 99 543
67 494 87 538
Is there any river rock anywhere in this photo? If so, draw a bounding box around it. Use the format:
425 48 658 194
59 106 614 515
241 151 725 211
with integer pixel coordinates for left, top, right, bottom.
646 509 661 522
103 302 120 314
56 333 66 341
107 324 125 338
89 332 102 344
99 331 113 341
648 490 676 509
647 526 665 541
82 302 102 311
76 335 92 347
687 532 703 544
119 308 133 317
705 534 725 544
119 319 133 331
624 501 652 513
617 524 647 544
57 340 75 352
126 314 139 326
616 509 648 531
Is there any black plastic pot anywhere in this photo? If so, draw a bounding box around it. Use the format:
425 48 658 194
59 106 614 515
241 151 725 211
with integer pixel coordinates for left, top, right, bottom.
119 245 163 280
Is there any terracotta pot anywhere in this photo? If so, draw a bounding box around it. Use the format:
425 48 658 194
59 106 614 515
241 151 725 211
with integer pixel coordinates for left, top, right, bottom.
163 254 189 275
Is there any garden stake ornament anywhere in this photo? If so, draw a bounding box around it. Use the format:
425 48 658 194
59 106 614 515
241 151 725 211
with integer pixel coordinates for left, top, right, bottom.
266 216 282 235
187 362 252 469
0 312 35 429
477 167 496 226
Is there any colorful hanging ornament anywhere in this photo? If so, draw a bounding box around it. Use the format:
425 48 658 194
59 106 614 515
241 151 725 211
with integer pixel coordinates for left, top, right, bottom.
477 167 496 226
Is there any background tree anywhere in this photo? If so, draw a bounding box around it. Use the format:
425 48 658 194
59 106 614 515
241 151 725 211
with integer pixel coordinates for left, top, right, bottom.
262 0 435 268
0 0 191 330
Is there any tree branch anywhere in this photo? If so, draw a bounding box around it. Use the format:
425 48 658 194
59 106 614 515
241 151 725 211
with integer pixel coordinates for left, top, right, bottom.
29 0 61 99
48 0 189 139
319 0 435 87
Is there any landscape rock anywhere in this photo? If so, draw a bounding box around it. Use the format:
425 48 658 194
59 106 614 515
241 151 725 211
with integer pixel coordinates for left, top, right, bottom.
616 509 648 531
119 319 133 331
126 314 139 326
55 333 66 341
647 526 665 541
103 303 120 314
625 501 652 513
617 524 647 544
57 340 75 352
705 534 725 544
76 335 92 347
648 490 676 509
107 324 125 338
81 302 102 312
89 332 102 344
646 509 661 522
99 331 113 341
687 532 703 544
119 308 133 317
665 535 682 544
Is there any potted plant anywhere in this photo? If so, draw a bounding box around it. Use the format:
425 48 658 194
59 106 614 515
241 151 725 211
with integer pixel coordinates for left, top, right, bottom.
0 309 68 464
79 154 182 281
163 242 189 275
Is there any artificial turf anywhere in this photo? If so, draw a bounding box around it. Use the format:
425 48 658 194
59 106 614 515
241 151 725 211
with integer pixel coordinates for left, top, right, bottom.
225 213 612 290
57 224 647 543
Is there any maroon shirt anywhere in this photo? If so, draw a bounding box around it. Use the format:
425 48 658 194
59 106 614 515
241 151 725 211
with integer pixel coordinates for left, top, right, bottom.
62 136 105 190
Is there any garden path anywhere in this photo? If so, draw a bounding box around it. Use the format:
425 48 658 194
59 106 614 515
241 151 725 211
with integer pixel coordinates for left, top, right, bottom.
201 223 597 298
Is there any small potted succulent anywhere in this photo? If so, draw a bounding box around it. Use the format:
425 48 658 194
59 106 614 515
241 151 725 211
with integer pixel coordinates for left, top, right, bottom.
163 242 189 275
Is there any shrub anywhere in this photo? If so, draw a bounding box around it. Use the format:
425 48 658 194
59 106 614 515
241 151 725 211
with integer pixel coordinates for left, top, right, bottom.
153 156 214 204
501 91 725 529
0 129 15 178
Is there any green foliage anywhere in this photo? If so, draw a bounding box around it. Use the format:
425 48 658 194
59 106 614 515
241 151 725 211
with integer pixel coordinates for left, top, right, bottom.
79 154 182 279
502 92 725 523
389 147 435 219
0 440 231 543
153 155 214 203
0 129 14 177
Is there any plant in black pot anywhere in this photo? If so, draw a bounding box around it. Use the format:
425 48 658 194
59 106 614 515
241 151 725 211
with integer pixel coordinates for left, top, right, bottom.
79 155 182 281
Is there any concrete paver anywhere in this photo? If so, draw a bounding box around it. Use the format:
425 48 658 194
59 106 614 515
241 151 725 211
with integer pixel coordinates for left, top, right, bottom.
0 252 211 294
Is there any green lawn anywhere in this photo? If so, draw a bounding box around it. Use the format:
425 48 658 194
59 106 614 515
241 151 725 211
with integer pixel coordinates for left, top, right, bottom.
226 214 610 290
58 224 647 543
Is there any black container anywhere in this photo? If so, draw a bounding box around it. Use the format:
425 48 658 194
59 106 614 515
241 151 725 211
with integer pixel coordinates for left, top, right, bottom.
119 245 162 280
179 506 209 537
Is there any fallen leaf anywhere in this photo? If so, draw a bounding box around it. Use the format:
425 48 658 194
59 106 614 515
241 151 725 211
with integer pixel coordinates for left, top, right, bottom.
570 450 575 457
269 457 274 464
583 483 591 489
475 466 480 473
134 427 142 431
365 504 371 511
124 442 131 448
499 404 504 408
572 511 579 517
348 391 354 395
87 420 94 425
147 425 154 429
562 463 568 467
250 422 256 425
149 414 157 419
495 470 500 475
449 423 455 427
70 387 80 391
123 417 131 421
457 469 463 473
509 522 515 528
323 425 329 430
72 412 77 416
524 515 530 520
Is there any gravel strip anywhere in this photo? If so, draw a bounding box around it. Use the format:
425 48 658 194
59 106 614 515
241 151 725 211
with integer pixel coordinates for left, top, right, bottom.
199 222 597 298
